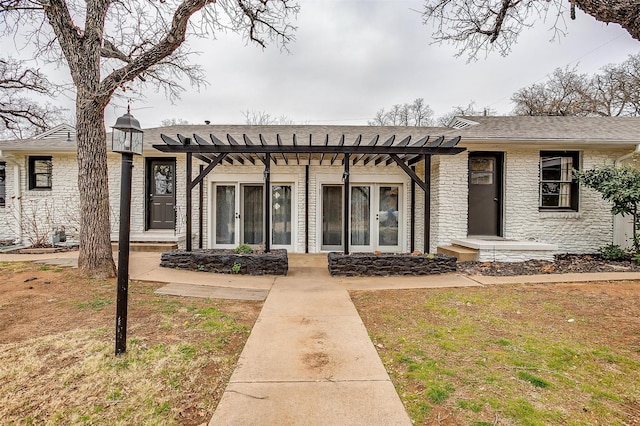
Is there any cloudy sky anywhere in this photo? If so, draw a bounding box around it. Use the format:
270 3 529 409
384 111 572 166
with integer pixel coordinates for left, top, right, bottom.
9 0 640 128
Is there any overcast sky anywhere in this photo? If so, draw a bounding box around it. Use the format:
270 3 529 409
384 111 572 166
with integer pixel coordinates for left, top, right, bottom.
8 0 640 128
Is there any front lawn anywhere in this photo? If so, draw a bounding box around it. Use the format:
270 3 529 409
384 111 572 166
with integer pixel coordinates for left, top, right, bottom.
352 281 640 425
0 262 261 425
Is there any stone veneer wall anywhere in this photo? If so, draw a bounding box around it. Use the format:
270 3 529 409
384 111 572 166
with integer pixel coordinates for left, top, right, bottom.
160 249 288 275
328 252 457 276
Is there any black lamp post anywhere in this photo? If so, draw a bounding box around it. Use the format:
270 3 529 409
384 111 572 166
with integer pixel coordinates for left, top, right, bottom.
112 106 143 356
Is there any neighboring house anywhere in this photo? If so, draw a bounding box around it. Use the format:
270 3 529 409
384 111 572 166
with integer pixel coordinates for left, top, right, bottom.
0 116 638 261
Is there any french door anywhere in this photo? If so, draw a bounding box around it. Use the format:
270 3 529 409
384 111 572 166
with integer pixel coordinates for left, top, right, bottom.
213 183 293 249
321 184 402 252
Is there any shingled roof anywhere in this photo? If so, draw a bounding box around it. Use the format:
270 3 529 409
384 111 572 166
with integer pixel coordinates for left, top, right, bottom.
451 116 640 143
1 117 640 154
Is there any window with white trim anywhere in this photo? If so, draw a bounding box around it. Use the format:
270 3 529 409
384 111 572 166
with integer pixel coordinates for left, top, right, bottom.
539 151 579 211
28 156 52 190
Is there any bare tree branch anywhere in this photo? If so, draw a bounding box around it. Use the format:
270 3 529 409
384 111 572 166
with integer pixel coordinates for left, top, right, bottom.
422 0 639 60
0 57 63 137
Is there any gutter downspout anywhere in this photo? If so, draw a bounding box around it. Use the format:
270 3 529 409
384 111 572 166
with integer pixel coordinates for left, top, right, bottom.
0 152 23 245
612 144 640 249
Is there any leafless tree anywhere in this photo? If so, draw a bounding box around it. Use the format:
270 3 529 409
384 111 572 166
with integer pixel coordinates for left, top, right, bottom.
160 118 191 126
585 54 640 116
0 0 298 277
422 0 640 60
511 55 640 116
511 67 590 116
242 109 295 125
436 101 497 126
368 98 434 126
0 57 63 139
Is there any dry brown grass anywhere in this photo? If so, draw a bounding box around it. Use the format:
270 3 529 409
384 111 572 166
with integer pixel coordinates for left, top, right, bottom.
0 261 261 425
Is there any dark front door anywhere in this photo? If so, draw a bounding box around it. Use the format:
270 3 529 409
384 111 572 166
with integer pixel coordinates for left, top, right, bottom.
147 159 176 230
468 152 503 236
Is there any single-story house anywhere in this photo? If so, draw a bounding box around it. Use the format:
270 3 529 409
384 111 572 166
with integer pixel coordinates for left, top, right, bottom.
1 116 638 262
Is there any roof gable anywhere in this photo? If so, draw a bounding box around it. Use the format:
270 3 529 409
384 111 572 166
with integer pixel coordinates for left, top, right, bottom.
33 124 76 141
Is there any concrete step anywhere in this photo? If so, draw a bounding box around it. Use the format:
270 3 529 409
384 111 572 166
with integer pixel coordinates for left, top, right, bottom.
437 245 479 262
111 242 178 252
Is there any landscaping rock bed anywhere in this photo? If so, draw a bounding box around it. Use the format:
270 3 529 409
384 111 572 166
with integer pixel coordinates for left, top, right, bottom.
458 253 640 276
328 252 457 276
160 249 288 276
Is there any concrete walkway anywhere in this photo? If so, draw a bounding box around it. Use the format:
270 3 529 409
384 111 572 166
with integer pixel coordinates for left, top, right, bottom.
209 266 413 426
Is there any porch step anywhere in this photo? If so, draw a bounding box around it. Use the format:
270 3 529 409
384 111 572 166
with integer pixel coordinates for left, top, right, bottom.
437 245 479 262
111 242 178 252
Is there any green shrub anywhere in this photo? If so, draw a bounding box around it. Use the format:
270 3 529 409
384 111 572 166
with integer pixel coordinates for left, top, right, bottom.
231 262 241 274
598 244 628 261
234 244 253 254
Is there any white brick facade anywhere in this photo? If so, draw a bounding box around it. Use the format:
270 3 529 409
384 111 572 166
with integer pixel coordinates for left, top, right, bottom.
1 119 637 261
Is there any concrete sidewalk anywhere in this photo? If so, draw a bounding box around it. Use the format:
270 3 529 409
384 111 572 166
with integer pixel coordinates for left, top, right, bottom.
209 268 413 426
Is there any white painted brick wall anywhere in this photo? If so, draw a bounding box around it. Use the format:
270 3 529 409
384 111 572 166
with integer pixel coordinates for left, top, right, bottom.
430 153 469 250
502 148 619 253
3 145 625 257
1 154 81 246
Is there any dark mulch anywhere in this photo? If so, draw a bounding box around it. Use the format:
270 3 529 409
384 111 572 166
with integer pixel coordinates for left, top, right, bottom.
458 253 640 276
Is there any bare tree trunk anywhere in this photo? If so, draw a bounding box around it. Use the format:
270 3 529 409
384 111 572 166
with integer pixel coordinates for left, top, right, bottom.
575 0 640 41
76 97 116 278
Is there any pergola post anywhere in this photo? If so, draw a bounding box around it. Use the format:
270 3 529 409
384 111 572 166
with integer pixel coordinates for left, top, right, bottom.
264 153 271 252
424 155 431 254
410 166 416 253
198 164 204 249
186 151 193 252
343 154 350 255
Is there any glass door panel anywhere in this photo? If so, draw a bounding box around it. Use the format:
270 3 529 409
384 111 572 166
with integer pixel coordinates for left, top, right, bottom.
351 186 371 247
215 185 236 245
242 185 264 245
322 185 343 250
272 185 292 246
377 186 400 248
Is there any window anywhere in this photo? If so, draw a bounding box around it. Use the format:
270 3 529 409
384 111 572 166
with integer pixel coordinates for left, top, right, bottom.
28 156 52 190
540 151 579 211
0 162 5 207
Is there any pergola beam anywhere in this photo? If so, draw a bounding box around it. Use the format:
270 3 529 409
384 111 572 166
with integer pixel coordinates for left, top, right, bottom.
154 143 464 155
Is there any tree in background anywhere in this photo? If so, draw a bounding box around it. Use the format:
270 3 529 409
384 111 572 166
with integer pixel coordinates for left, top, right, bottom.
575 165 640 255
242 110 296 125
160 118 191 127
0 57 63 139
368 98 434 126
0 0 298 277
512 67 590 116
422 0 640 60
512 54 640 116
436 101 497 126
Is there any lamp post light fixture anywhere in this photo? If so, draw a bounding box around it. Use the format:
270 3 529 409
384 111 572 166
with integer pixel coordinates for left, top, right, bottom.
112 106 143 356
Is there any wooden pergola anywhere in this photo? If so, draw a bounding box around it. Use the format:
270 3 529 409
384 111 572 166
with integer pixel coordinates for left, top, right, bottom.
153 131 465 254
